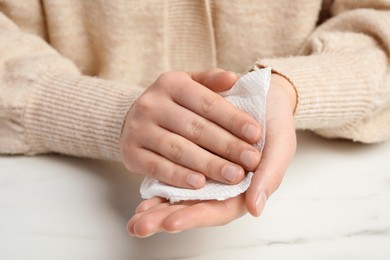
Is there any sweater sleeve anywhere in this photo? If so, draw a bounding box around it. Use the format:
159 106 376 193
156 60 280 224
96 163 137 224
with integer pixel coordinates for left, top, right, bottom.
0 12 144 161
255 0 390 143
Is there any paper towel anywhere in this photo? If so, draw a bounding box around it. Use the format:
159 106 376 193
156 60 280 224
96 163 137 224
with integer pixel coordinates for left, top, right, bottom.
140 68 271 203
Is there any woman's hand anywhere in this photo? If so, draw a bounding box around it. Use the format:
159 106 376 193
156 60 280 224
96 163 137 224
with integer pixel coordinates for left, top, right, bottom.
127 71 298 238
128 195 247 238
120 69 262 189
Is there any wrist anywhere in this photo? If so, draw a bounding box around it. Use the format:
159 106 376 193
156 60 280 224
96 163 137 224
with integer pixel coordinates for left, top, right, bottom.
270 73 297 113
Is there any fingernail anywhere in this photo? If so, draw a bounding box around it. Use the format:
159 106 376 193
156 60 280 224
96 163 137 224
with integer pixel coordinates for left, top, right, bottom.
240 150 258 168
242 124 259 140
255 191 267 217
221 165 240 182
186 174 201 187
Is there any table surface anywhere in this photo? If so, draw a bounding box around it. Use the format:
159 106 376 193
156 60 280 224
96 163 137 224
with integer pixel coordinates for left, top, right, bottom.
1 131 389 260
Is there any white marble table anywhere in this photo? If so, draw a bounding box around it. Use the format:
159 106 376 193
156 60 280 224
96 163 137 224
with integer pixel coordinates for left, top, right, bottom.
1 131 389 260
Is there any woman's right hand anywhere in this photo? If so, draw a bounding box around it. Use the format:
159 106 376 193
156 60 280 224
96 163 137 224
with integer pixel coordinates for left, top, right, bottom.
120 69 262 189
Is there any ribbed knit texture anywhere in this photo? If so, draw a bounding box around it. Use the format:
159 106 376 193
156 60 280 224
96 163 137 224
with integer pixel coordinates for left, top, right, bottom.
257 52 383 129
167 0 216 70
25 73 144 161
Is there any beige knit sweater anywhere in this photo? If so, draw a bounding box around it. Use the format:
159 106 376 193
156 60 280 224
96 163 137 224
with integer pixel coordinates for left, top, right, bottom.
1 0 389 161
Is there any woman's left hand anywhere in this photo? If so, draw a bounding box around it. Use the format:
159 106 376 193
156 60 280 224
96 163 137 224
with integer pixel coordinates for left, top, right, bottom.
128 195 246 237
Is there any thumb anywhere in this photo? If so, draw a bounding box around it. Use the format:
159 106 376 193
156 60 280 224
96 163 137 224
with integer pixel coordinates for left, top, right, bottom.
189 68 240 92
245 83 297 217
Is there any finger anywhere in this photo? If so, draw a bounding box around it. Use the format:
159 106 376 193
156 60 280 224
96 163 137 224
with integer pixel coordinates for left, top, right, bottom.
168 73 261 144
135 197 168 214
142 126 246 185
189 69 239 92
245 106 296 217
128 203 187 238
162 195 247 233
156 101 261 171
130 202 171 230
129 147 207 189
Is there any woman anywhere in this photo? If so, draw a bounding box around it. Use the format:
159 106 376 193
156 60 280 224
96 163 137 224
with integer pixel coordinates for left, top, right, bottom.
1 0 389 237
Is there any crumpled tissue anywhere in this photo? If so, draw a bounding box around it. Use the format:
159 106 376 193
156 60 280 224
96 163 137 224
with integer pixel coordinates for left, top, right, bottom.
140 68 271 203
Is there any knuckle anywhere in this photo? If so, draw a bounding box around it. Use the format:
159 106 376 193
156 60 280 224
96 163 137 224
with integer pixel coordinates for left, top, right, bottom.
226 110 243 132
204 159 216 176
166 168 183 187
200 93 219 115
157 71 176 87
153 132 167 151
224 139 241 159
134 94 154 113
146 160 159 179
168 142 183 161
188 118 207 141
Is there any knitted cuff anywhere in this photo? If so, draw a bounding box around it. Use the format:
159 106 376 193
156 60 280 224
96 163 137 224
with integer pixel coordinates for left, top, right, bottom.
255 52 381 130
25 72 144 161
